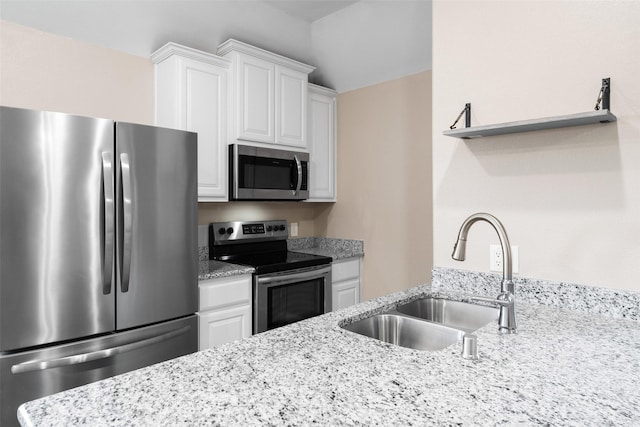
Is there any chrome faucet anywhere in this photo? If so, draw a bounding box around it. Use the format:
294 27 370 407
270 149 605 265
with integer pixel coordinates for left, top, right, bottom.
452 213 517 334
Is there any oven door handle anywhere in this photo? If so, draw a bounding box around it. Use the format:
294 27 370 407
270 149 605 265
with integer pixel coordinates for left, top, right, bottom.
257 265 332 286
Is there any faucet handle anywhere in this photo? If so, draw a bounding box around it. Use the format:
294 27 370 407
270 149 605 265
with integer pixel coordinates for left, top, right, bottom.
468 293 518 334
469 293 513 308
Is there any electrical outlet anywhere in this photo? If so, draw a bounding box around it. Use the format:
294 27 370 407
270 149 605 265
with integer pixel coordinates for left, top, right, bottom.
290 222 299 237
490 245 518 273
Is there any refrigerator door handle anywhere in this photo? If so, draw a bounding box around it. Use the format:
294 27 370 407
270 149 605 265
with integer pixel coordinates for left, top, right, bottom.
102 152 115 295
10 325 191 374
120 153 133 293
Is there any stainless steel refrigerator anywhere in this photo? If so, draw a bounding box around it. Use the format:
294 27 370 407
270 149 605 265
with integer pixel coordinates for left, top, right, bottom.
0 106 199 426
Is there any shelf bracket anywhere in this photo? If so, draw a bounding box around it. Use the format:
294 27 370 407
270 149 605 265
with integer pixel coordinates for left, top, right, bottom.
449 103 471 129
594 77 610 111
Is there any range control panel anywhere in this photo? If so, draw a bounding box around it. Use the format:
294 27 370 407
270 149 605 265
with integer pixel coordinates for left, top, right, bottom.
242 223 265 235
210 220 288 245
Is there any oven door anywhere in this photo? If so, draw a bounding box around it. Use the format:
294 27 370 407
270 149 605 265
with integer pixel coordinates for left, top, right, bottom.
230 144 308 201
254 265 331 333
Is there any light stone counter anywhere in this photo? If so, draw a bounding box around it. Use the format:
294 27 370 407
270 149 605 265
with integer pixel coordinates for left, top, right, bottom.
18 268 640 426
198 260 254 280
287 237 364 261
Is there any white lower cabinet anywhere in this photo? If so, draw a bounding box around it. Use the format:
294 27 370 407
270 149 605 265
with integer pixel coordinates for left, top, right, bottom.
198 305 252 350
331 258 361 311
197 274 252 350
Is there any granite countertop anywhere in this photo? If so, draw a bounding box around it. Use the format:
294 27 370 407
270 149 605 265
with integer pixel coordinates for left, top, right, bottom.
198 260 254 280
18 275 640 426
287 237 364 261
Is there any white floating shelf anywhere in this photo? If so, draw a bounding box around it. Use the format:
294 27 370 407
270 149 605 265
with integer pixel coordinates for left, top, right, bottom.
443 110 617 139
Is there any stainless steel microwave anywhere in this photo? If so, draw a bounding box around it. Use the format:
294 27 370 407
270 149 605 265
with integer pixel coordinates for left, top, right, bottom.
229 144 309 201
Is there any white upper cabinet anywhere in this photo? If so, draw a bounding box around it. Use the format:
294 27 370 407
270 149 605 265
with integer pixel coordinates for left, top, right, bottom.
218 39 314 149
307 84 337 202
152 43 230 202
276 66 308 148
236 54 274 143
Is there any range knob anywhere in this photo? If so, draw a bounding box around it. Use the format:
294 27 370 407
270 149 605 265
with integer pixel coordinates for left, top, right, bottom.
266 225 273 232
218 227 226 235
226 227 234 235
279 225 286 231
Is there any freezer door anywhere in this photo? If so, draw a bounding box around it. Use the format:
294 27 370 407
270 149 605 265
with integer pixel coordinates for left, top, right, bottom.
1 315 197 427
115 123 198 329
0 107 115 352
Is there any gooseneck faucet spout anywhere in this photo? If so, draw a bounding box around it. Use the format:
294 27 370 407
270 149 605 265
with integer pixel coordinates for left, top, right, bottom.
452 213 517 334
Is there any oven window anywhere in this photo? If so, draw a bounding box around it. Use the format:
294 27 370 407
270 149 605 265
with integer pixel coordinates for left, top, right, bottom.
267 278 324 330
239 155 294 190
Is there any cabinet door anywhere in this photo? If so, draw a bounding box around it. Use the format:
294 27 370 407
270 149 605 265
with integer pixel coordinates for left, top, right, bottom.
276 66 308 147
332 279 360 311
236 55 274 143
307 90 336 201
331 258 361 311
198 305 251 350
181 57 228 201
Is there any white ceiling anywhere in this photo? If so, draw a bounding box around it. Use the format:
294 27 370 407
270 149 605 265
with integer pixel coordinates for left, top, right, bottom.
265 0 359 22
0 0 432 93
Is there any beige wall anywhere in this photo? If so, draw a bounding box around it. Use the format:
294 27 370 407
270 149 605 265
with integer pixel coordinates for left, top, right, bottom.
318 71 433 300
433 1 640 291
0 21 154 124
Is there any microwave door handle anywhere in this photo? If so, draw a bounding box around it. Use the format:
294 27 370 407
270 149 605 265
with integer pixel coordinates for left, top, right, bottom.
120 153 133 293
293 155 303 195
101 152 115 295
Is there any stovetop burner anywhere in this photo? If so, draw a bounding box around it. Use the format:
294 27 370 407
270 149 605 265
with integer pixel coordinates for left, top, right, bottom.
209 220 332 274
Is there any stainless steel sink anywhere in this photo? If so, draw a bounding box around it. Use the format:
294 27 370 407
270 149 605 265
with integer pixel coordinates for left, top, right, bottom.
342 313 465 351
395 297 499 333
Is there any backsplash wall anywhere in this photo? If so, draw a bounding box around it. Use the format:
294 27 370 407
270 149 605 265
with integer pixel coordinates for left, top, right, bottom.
198 202 329 237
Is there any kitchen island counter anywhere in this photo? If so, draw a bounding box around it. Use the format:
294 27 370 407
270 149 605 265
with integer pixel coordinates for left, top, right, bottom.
18 276 640 426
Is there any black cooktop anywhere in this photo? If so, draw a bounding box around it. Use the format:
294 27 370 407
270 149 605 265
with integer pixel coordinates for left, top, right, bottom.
210 239 331 275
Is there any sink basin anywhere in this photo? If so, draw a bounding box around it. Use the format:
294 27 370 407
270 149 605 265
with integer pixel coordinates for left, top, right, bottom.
395 297 499 333
342 314 464 351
